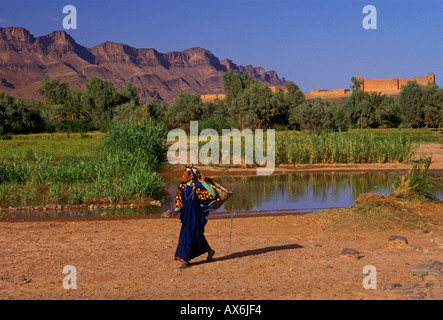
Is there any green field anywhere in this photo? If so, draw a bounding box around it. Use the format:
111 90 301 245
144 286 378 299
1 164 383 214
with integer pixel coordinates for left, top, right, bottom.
0 131 105 161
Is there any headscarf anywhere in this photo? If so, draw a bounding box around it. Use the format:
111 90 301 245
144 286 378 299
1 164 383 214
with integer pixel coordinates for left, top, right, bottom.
184 164 201 180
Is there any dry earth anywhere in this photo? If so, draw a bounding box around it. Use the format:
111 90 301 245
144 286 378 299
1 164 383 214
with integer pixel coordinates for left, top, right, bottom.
0 143 442 301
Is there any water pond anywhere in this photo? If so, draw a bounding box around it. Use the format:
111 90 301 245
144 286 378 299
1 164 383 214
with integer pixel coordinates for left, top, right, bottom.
2 172 442 220
166 172 443 217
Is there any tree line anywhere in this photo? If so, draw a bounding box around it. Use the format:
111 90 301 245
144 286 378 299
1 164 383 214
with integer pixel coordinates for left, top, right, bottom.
0 72 442 136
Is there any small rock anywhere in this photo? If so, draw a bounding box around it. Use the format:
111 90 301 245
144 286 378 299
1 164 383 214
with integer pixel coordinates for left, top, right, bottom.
46 204 56 210
384 283 402 290
401 283 419 290
411 260 432 276
340 248 363 259
340 248 359 255
100 212 107 217
423 271 443 282
388 235 408 243
161 210 172 218
429 260 443 271
414 229 430 234
386 235 408 247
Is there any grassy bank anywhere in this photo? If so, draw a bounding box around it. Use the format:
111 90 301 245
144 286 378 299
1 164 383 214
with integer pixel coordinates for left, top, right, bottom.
0 123 166 208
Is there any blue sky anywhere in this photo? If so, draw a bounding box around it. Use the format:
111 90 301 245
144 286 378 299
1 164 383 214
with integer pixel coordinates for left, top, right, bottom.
1 0 442 92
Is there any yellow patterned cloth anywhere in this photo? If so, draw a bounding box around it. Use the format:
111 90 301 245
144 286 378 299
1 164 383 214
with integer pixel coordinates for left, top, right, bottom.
175 181 216 212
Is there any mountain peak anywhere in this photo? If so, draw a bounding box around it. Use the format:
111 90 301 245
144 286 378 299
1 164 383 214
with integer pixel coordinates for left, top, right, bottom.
35 30 76 46
0 26 34 43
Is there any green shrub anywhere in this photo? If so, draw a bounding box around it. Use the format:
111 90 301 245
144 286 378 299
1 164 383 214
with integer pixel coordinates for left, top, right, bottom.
392 156 438 201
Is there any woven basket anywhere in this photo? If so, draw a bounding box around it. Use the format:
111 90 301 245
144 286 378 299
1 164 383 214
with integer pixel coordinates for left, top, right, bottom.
205 177 233 210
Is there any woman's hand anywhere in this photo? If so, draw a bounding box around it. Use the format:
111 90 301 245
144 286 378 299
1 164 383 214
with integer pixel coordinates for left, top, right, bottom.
197 174 205 184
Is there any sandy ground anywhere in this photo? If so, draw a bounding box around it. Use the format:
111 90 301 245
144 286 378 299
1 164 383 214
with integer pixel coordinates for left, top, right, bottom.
0 143 442 300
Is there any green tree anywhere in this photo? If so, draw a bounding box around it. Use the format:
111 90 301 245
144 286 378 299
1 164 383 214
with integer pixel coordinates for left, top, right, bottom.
284 81 306 108
398 80 424 128
378 100 402 128
0 91 45 134
38 78 89 127
422 83 443 130
222 71 255 130
291 98 336 133
201 99 232 133
269 91 290 127
82 77 125 129
38 78 70 106
342 90 377 128
235 80 274 129
166 92 204 130
222 71 253 99
350 76 363 91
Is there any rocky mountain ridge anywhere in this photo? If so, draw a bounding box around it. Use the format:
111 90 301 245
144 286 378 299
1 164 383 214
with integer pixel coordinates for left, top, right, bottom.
0 27 286 104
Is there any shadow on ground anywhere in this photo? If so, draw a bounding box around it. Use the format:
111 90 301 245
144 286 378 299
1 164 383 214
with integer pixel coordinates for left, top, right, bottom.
187 243 303 268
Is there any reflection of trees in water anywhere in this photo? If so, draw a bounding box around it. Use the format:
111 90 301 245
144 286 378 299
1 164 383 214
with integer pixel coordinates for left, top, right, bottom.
219 173 395 212
164 173 442 213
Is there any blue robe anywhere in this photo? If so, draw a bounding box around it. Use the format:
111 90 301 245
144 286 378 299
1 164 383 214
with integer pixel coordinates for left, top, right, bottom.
174 180 217 262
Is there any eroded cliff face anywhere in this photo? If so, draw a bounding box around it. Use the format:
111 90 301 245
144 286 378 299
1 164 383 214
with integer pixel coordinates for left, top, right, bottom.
0 27 286 104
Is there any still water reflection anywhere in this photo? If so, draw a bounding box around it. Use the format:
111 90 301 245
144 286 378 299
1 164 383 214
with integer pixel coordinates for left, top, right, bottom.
165 172 443 216
2 173 441 219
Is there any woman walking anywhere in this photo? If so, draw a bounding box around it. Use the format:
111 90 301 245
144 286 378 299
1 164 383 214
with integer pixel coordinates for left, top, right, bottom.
174 165 217 269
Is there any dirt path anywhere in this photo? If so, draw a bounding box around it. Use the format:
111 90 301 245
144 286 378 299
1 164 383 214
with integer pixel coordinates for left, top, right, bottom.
0 207 441 300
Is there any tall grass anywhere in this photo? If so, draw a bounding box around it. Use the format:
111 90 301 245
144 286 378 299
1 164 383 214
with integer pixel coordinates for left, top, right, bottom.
276 131 416 165
391 156 438 201
193 130 417 166
0 122 167 207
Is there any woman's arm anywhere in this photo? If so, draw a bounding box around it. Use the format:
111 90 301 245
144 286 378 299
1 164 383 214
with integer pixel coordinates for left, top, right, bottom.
195 175 216 200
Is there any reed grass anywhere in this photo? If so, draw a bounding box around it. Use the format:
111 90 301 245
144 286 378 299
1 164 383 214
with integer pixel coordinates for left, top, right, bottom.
391 156 438 201
275 131 417 165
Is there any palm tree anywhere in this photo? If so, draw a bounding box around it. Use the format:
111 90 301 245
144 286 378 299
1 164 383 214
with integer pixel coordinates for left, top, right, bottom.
365 91 387 110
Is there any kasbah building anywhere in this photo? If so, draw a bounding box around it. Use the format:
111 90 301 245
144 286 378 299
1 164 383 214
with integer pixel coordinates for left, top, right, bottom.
200 73 435 105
